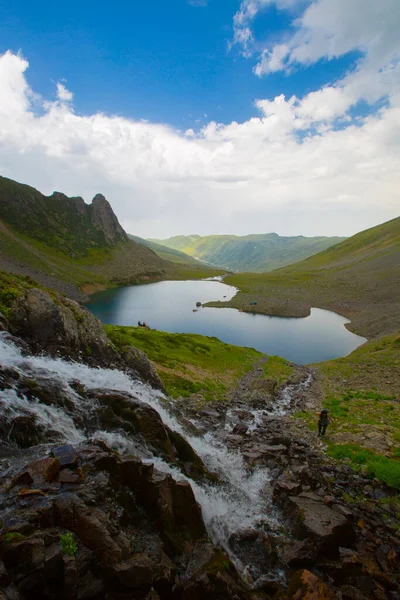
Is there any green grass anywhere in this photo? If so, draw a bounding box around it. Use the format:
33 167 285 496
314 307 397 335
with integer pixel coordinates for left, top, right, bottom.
316 332 400 397
105 326 293 403
327 443 400 490
292 331 400 490
0 271 40 317
60 532 78 556
1 532 25 544
261 355 294 385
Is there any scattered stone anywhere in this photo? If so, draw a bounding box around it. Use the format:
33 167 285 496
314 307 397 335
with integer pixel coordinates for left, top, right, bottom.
26 457 60 484
51 445 80 469
58 468 84 484
288 569 336 599
233 421 248 435
17 488 47 497
282 538 318 568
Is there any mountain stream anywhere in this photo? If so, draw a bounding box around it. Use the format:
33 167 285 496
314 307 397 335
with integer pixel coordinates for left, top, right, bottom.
0 332 312 582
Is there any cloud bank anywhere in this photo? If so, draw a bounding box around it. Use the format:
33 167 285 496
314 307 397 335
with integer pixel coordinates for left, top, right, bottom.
0 5 399 240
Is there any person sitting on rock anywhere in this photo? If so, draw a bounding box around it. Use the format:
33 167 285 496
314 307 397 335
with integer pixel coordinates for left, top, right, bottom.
317 409 333 437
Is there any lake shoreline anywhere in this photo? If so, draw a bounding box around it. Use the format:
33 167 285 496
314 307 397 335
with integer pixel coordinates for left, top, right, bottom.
86 279 366 364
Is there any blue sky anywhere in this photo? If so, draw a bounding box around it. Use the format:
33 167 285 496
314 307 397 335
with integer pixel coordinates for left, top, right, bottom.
0 0 398 237
1 0 358 127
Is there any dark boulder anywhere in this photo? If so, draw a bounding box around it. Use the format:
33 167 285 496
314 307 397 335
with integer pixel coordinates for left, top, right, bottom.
121 346 164 391
111 554 153 596
51 445 80 469
286 492 355 555
53 495 122 565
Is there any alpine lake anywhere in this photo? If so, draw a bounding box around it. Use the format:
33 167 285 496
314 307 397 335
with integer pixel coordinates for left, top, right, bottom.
86 278 366 364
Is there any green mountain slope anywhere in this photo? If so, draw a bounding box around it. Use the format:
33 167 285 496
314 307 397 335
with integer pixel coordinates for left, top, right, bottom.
151 232 347 272
0 176 221 300
128 234 200 265
207 216 400 338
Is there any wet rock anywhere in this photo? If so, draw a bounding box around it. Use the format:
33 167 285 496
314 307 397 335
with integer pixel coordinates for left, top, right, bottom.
95 391 176 459
273 478 302 504
53 495 122 565
52 445 80 469
288 569 336 600
199 409 220 419
44 542 64 585
182 546 249 600
141 471 206 555
59 468 84 484
112 553 153 596
121 346 164 391
233 421 248 435
134 405 175 459
6 415 43 448
287 492 355 553
26 457 60 484
282 538 318 568
153 551 177 597
167 427 218 482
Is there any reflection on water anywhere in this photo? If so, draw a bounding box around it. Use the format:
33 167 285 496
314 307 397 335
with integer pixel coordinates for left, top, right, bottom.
86 280 366 364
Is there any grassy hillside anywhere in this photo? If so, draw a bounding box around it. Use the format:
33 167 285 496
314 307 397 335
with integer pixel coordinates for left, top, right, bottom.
0 177 223 299
208 217 400 338
151 232 346 272
105 325 293 402
294 331 400 489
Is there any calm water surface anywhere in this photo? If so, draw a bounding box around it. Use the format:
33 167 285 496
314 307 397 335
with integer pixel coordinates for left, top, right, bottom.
86 279 366 364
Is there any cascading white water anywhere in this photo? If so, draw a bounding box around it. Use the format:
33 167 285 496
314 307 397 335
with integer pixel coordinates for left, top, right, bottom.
0 332 299 573
225 374 313 434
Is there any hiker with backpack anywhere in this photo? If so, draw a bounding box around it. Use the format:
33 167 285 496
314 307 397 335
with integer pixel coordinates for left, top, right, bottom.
317 409 334 437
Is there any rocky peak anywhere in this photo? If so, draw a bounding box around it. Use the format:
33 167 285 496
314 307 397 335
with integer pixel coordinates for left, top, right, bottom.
90 193 128 245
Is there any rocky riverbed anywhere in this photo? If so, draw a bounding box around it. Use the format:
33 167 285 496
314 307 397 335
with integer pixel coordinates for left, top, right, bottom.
0 286 399 600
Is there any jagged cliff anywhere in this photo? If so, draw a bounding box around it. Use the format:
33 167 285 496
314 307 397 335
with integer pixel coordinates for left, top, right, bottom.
0 176 221 300
0 177 128 255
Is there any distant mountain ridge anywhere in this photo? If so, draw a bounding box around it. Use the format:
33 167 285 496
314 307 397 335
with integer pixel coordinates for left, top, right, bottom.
0 176 127 256
150 232 347 272
213 216 400 338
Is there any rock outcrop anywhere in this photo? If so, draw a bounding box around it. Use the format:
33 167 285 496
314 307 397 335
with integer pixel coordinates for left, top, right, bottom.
0 176 127 254
0 443 244 600
8 286 163 389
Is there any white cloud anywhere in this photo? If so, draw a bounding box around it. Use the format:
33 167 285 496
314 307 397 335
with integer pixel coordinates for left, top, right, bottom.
56 82 73 102
0 50 399 239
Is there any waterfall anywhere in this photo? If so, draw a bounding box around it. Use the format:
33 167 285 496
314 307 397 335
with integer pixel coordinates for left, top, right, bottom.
0 332 302 575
